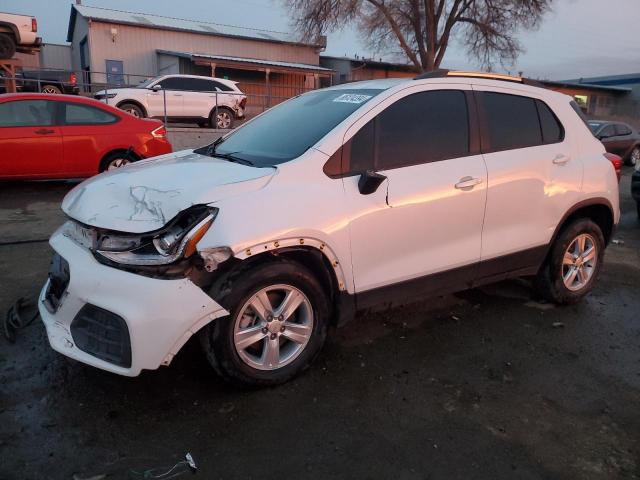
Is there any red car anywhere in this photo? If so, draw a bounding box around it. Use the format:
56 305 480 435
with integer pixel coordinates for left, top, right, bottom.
0 93 172 180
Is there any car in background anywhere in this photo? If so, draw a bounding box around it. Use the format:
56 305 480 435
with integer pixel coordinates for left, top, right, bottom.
588 120 640 166
94 74 247 129
0 93 172 180
632 164 640 220
0 69 79 94
0 12 41 58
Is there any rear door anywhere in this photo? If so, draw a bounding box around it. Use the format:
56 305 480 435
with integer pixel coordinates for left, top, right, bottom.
613 124 634 155
346 85 487 298
475 87 580 271
59 101 121 176
0 99 63 178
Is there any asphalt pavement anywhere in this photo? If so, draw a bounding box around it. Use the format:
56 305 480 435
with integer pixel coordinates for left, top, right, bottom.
0 169 638 480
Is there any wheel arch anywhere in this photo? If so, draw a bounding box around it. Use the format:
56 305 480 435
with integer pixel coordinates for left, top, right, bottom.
116 99 147 117
551 198 615 247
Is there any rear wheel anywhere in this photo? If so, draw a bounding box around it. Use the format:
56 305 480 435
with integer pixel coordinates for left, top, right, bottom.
199 260 329 387
627 146 640 167
41 84 62 94
0 33 16 59
535 218 605 304
119 102 145 118
99 151 137 172
210 107 234 129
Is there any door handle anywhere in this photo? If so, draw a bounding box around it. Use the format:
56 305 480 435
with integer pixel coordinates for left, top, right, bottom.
34 128 55 135
552 154 571 165
455 176 483 190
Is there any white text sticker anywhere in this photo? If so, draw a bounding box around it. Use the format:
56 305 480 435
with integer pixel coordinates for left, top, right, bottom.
333 94 372 104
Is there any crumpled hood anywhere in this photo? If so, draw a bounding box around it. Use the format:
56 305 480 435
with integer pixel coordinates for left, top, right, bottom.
62 150 275 233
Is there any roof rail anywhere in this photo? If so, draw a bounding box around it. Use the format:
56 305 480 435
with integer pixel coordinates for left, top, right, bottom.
414 69 544 87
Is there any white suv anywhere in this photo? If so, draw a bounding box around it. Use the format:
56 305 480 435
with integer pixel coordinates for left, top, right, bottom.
40 71 620 387
94 74 246 129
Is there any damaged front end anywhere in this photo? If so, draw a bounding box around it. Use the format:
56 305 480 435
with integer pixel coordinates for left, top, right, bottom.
61 204 234 285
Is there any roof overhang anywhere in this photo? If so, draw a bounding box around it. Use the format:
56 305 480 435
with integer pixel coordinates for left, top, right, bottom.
541 80 631 94
158 50 334 77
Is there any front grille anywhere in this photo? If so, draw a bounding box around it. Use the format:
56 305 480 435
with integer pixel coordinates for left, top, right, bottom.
45 253 70 313
71 304 132 368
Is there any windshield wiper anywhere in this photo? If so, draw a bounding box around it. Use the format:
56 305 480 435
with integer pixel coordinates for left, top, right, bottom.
213 151 254 166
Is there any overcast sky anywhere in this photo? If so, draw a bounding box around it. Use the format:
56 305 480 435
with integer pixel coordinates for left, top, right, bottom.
1 0 638 80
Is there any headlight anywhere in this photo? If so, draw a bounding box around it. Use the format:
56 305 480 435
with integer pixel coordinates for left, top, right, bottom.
95 206 217 266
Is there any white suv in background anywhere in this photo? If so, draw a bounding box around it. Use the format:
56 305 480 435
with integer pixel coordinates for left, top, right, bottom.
94 74 246 129
41 71 619 387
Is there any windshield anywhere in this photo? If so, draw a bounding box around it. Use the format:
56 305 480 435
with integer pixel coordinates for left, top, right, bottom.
137 77 157 88
206 88 383 167
588 121 603 132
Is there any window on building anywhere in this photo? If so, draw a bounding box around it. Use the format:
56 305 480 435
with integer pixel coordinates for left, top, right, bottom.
481 92 542 152
0 100 56 127
535 99 564 144
64 103 118 125
573 95 589 111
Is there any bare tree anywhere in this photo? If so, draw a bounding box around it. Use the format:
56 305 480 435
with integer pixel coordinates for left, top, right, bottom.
284 0 552 72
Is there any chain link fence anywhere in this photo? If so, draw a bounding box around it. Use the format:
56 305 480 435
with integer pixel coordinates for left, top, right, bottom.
1 67 317 129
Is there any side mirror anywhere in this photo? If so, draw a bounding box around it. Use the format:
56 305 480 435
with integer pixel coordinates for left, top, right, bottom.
151 84 162 91
358 170 387 195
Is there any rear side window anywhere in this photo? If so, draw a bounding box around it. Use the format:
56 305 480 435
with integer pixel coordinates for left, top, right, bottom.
615 124 632 136
64 103 118 125
535 99 564 144
481 92 541 152
212 81 233 92
376 90 469 170
0 100 56 127
601 125 615 137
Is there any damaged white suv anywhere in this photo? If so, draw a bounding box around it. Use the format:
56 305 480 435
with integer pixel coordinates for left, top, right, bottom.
40 71 620 386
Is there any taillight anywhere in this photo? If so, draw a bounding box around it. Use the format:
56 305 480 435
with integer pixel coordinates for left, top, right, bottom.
69 73 77 85
31 18 37 32
239 96 247 109
151 125 167 139
604 153 622 182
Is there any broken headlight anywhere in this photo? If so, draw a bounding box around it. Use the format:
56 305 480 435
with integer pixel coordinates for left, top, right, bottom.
95 206 218 266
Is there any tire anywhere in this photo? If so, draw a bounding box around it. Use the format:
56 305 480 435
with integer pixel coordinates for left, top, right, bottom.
41 84 62 94
627 146 640 167
535 218 605 304
118 102 145 118
199 259 330 387
99 151 137 172
210 107 235 129
0 33 16 59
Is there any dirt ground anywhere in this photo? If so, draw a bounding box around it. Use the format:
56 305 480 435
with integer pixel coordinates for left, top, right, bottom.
0 170 639 480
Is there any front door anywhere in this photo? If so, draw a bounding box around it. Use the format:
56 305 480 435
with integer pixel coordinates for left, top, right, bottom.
146 76 185 118
0 99 63 178
345 86 487 302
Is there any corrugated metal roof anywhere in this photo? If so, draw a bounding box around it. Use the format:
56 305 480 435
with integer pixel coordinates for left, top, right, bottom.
159 50 333 73
68 4 320 47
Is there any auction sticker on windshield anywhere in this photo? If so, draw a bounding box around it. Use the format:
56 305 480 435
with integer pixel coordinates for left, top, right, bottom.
333 94 373 104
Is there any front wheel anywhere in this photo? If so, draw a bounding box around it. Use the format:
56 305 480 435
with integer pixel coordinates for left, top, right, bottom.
627 146 640 167
535 218 605 304
199 260 329 387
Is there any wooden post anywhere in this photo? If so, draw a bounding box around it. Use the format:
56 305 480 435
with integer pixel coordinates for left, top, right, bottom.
0 59 21 93
265 68 271 109
210 62 216 78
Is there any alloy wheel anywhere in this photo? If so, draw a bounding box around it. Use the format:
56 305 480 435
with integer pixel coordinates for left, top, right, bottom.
41 86 61 94
562 233 597 291
125 107 140 117
216 111 231 129
233 284 314 370
631 147 640 167
106 157 131 170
